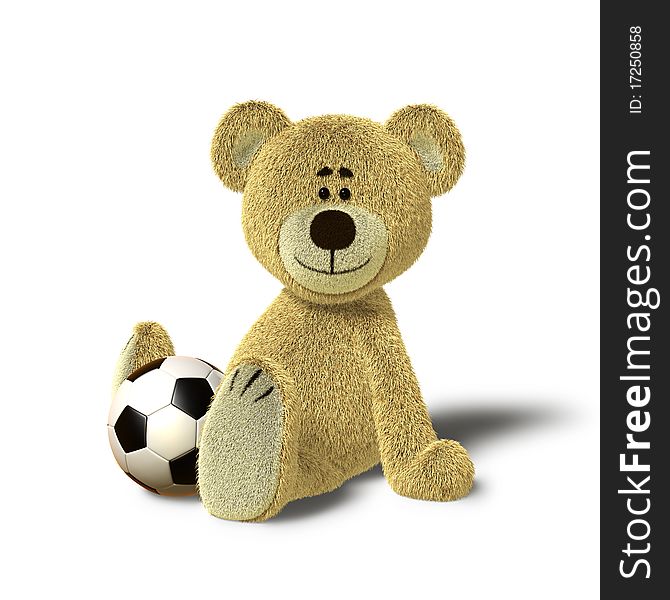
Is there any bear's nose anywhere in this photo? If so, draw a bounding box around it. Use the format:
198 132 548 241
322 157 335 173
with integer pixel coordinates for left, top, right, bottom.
310 210 356 251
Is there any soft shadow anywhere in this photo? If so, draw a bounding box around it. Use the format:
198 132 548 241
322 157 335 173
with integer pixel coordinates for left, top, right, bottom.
270 465 383 523
138 489 202 502
272 463 489 523
267 399 567 523
430 399 567 447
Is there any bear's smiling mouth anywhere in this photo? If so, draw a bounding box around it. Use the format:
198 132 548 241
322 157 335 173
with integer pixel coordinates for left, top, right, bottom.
279 205 387 294
294 253 372 276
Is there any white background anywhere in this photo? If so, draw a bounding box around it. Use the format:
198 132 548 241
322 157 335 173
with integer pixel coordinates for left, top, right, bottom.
0 1 599 598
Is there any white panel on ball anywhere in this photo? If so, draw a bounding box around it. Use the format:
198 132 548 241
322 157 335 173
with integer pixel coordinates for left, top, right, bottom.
159 484 197 497
129 368 176 416
147 404 197 460
126 448 173 490
107 426 128 472
206 369 224 392
161 356 212 379
108 380 133 426
196 415 207 446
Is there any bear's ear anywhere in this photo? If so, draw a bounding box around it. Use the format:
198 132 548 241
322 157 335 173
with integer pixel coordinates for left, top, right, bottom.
211 101 291 192
385 104 465 197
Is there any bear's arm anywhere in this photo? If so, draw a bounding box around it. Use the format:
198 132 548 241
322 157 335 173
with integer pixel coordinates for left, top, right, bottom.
361 293 439 475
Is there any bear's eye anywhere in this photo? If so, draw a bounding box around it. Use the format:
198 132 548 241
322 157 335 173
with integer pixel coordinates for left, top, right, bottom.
319 187 330 200
339 188 351 201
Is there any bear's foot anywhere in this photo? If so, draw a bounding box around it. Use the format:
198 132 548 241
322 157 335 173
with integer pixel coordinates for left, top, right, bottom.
112 321 175 394
388 439 474 502
198 363 293 521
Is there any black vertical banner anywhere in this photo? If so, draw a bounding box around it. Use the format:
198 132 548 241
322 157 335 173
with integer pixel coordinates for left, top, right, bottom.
601 2 669 597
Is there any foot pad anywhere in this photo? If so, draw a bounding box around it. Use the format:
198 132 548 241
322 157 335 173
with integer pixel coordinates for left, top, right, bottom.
198 364 284 521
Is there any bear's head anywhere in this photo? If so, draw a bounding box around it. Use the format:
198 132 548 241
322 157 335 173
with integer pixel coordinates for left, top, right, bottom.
211 101 464 305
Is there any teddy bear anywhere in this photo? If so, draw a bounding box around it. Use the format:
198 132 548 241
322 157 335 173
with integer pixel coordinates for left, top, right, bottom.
113 101 474 521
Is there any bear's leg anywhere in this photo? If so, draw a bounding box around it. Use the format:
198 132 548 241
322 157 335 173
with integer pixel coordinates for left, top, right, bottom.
112 322 175 394
197 361 298 522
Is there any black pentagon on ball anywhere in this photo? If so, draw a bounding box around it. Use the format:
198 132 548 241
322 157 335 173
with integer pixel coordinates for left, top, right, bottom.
171 377 214 419
114 405 147 453
170 448 198 485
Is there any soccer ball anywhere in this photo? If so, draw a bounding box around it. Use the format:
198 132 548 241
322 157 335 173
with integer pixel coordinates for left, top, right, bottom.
108 356 224 496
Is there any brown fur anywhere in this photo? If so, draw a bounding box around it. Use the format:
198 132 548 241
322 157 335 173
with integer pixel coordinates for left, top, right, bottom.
222 288 473 521
115 101 474 521
112 322 174 395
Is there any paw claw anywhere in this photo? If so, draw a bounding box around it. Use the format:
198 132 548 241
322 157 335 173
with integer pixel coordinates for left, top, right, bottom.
241 368 263 396
253 386 274 402
222 364 276 404
198 362 284 521
227 368 239 391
